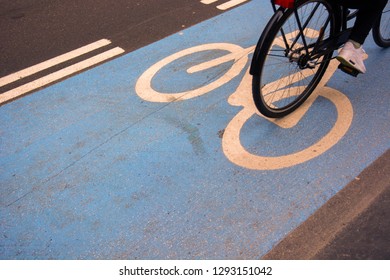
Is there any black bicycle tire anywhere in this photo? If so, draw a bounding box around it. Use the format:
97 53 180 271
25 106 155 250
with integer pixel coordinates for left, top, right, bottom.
252 0 338 118
372 11 390 48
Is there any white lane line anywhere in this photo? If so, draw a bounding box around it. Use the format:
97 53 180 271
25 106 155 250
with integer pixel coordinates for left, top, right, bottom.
201 0 219 4
217 0 249 10
200 0 250 10
0 47 125 105
0 39 112 87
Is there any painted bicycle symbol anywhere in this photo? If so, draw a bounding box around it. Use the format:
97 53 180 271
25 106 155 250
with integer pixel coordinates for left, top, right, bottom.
135 31 353 170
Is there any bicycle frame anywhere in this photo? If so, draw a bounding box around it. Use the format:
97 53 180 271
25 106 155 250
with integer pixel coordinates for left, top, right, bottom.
304 3 355 61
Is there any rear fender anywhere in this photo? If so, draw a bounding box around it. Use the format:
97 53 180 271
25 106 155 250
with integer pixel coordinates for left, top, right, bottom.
250 9 284 75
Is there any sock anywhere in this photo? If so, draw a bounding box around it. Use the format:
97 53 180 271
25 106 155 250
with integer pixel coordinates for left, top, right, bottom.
349 40 361 49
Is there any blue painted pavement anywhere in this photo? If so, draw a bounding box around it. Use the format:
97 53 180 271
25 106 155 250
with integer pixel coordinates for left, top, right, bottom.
1 1 389 259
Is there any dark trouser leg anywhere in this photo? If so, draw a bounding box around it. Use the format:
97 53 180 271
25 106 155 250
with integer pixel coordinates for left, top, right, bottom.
339 0 388 44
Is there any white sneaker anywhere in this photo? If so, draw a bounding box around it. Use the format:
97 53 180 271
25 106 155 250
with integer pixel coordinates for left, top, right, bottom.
337 41 367 74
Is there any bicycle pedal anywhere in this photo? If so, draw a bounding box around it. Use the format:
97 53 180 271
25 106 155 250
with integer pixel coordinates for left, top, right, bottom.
338 63 359 77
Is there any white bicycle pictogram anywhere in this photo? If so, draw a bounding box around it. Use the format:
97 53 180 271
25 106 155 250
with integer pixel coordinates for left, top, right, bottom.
135 31 353 170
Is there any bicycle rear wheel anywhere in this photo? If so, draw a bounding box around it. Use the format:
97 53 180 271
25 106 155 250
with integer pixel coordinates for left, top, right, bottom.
373 2 390 48
251 0 338 118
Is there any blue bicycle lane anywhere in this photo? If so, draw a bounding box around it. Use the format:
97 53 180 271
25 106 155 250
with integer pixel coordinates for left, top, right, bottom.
1 1 389 259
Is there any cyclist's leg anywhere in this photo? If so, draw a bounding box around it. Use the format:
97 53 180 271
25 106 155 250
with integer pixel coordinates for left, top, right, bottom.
339 0 388 45
336 0 388 74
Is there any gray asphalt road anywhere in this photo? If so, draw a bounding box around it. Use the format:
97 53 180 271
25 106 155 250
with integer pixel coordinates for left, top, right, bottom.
0 0 222 77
